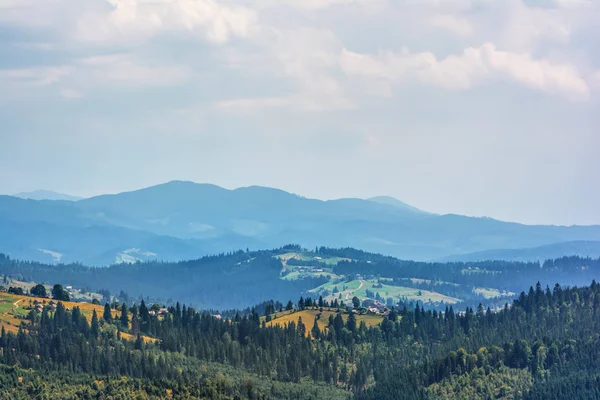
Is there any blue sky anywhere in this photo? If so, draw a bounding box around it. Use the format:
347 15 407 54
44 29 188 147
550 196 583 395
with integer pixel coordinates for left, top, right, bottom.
0 0 599 225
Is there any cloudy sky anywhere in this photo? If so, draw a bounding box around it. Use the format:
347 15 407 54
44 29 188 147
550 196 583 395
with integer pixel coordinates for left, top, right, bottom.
0 0 598 225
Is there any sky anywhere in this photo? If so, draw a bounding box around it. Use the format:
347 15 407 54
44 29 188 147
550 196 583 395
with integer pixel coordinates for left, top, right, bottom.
0 0 599 226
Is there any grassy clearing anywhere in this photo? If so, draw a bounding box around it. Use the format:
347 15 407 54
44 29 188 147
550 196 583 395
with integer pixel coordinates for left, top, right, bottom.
265 308 383 336
311 279 460 304
275 252 349 266
461 268 501 275
277 252 344 281
406 278 460 287
0 292 156 343
0 275 103 303
473 287 516 299
281 271 340 281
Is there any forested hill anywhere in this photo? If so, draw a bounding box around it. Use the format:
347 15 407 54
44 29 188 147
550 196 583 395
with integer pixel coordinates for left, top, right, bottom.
0 248 327 310
2 277 600 399
1 247 599 310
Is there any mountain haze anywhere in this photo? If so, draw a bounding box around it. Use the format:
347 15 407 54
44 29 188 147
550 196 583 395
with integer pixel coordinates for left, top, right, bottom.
13 190 83 201
439 240 600 262
2 180 600 265
367 195 428 214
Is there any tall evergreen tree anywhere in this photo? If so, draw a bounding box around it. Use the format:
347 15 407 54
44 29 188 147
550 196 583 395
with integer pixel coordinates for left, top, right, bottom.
120 303 129 328
103 303 112 323
91 310 99 338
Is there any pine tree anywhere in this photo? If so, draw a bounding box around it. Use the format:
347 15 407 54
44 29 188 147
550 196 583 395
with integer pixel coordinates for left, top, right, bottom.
91 310 99 338
346 312 357 332
297 316 306 337
311 316 321 339
120 304 129 328
103 303 112 323
135 333 143 350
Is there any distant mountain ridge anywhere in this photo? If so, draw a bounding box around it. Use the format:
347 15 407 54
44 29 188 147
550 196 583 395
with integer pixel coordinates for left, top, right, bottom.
1 180 600 265
13 190 83 201
367 195 429 214
439 240 600 262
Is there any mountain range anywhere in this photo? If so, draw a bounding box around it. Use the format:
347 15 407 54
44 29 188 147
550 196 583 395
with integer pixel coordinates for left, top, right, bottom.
2 180 600 265
13 190 84 201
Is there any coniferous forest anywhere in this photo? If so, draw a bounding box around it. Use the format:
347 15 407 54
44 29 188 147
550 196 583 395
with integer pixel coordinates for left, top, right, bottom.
1 258 600 398
3 0 599 397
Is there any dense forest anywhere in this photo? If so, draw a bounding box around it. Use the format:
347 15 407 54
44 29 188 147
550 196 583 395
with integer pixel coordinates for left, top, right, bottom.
1 274 600 398
0 248 327 309
1 247 599 310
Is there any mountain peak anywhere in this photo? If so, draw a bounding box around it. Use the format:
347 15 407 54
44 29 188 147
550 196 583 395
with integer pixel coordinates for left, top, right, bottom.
367 196 427 214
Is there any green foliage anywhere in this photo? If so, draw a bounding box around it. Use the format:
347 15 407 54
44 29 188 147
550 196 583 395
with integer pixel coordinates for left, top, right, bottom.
1 272 600 400
427 366 532 399
30 283 47 298
51 284 70 301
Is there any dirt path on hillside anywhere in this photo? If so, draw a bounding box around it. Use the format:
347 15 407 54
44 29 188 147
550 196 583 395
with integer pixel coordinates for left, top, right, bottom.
12 298 23 312
345 280 365 300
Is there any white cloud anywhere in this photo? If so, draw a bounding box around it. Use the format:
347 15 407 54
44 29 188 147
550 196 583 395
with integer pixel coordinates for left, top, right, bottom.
0 66 72 86
482 44 589 97
499 0 572 50
264 0 384 11
215 27 354 112
1 0 598 106
77 54 191 86
592 71 600 90
430 14 473 37
340 43 590 99
60 88 84 99
215 93 355 113
215 96 291 113
0 0 257 45
0 54 190 99
553 0 593 9
76 0 257 44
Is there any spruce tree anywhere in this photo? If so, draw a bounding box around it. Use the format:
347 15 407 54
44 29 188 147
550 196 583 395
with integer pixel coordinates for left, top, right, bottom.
311 316 321 339
103 303 112 323
91 310 99 338
120 303 129 328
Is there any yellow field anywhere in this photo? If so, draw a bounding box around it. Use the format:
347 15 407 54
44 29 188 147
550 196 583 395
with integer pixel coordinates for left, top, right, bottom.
121 331 158 343
0 292 156 342
266 308 383 336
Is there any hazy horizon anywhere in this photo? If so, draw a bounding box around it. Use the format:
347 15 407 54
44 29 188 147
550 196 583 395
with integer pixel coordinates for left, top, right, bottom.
3 179 599 227
2 0 599 226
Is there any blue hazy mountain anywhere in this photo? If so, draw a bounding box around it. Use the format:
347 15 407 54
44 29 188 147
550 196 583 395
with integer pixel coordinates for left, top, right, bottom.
367 195 429 214
13 190 83 201
438 240 600 262
2 180 600 265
